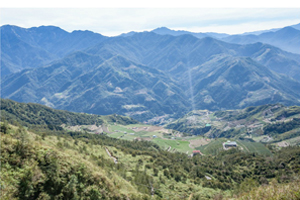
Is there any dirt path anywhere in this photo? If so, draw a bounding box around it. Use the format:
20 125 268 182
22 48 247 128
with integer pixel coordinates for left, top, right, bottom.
105 147 118 164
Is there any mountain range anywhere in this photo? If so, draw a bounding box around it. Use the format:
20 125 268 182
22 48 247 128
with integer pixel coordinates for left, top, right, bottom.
121 27 229 39
222 26 300 54
1 24 300 123
121 23 300 54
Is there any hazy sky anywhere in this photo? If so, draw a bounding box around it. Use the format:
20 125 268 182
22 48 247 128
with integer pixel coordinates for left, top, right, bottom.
1 3 300 36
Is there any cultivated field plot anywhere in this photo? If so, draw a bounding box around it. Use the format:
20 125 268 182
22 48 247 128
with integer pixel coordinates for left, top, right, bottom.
136 130 161 137
236 139 272 155
108 125 135 134
107 124 169 141
108 131 126 138
196 138 272 155
189 137 210 148
276 136 300 146
252 135 269 142
152 138 193 154
197 138 227 155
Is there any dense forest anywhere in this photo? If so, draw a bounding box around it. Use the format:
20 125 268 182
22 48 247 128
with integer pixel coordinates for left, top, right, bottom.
0 99 139 127
264 118 300 135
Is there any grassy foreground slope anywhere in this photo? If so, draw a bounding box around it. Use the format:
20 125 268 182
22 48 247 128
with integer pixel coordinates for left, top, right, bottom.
1 122 229 199
231 178 300 200
0 124 146 200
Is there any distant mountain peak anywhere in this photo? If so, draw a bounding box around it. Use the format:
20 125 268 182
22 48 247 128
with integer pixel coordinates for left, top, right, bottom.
29 25 67 33
1 24 20 29
281 26 298 31
151 27 177 35
291 22 300 30
276 26 299 34
152 27 171 31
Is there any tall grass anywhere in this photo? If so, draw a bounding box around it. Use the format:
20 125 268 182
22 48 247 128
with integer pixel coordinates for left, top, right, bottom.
236 178 300 200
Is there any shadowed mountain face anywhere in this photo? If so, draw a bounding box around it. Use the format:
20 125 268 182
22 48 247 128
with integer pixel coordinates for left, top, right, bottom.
1 25 300 123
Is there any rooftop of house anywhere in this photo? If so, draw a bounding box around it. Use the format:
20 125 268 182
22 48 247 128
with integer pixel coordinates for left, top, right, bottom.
224 141 237 145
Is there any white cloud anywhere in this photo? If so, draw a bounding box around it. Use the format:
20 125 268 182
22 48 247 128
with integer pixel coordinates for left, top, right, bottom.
1 0 300 8
1 8 300 36
178 19 300 34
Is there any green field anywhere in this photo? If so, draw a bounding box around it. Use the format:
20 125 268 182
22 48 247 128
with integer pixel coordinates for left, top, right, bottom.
280 136 300 146
108 125 135 134
197 138 227 155
152 138 193 154
135 130 158 137
236 139 272 155
196 138 272 155
106 124 273 156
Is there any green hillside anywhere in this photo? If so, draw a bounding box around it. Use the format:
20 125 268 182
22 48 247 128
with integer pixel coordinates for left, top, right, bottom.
2 100 300 199
0 98 139 128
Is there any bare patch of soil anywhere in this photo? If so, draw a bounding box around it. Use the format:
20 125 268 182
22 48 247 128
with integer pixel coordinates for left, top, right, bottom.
277 141 289 147
189 138 209 148
131 126 169 133
64 124 108 133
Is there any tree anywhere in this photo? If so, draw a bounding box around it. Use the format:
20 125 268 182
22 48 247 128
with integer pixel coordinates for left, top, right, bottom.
62 175 79 200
